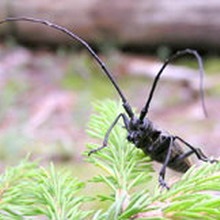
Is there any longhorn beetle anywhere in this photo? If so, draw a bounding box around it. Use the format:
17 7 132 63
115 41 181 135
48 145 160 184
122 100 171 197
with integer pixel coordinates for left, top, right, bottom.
0 17 217 189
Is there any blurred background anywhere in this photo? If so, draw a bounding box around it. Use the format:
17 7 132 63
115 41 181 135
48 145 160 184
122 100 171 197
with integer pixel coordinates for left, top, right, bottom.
0 0 219 183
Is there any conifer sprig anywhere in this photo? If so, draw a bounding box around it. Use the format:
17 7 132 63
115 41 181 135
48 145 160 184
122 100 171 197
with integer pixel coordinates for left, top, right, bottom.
87 99 220 219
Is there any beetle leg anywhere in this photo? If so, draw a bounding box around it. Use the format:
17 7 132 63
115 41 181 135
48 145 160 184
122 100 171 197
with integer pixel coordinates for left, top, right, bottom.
88 113 128 156
174 136 217 163
174 149 194 162
158 137 174 189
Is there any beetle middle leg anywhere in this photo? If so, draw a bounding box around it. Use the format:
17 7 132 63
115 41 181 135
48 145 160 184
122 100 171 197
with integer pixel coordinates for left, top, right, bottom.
158 137 174 189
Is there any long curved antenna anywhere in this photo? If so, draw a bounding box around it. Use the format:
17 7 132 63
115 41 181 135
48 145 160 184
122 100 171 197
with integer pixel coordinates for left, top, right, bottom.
0 17 134 118
139 49 207 122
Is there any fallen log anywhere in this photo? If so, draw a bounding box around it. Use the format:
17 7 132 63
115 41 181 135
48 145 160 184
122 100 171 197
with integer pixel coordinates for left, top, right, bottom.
0 0 219 48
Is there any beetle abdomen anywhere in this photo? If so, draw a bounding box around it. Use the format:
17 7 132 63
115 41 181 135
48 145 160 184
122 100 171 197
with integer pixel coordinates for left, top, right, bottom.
141 135 192 173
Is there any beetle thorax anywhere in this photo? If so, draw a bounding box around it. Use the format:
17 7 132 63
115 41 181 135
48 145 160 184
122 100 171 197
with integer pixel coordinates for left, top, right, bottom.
127 117 154 146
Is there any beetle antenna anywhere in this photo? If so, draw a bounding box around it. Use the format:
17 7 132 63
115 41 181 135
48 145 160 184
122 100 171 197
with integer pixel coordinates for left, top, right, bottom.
0 17 134 118
139 49 207 122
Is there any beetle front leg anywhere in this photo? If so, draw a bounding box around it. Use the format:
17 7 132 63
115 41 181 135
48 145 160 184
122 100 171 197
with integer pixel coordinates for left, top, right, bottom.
88 113 129 156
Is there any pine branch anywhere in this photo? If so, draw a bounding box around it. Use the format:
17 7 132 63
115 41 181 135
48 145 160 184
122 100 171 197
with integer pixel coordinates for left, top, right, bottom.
0 99 219 219
0 159 89 219
86 99 220 219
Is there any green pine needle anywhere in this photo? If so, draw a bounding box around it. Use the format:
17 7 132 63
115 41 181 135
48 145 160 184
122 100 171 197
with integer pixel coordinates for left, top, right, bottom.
0 159 89 219
87 100 153 188
0 99 219 219
86 99 220 219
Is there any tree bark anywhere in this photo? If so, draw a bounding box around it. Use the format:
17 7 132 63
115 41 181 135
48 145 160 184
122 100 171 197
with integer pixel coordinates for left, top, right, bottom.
0 0 220 48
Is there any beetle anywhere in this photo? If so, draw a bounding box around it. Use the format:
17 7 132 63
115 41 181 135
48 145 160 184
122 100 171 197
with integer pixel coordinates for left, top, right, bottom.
0 17 217 189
